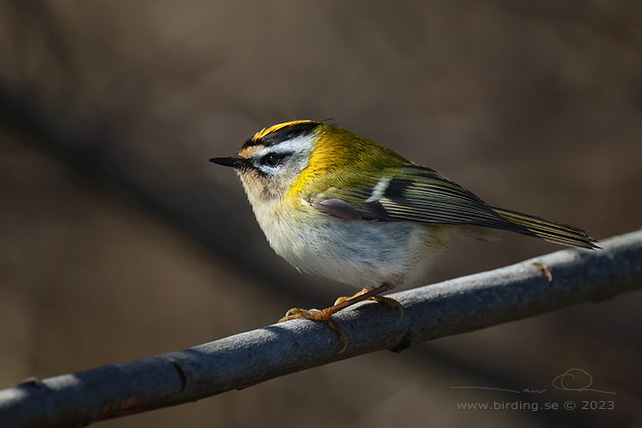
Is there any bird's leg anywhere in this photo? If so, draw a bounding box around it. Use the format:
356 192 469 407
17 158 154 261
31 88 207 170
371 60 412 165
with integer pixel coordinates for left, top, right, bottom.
279 283 395 322
330 283 401 315
278 283 403 351
332 284 403 317
279 283 392 322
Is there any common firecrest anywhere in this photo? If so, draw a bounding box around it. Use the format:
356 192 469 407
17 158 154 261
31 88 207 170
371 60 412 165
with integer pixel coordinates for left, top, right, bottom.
210 120 597 328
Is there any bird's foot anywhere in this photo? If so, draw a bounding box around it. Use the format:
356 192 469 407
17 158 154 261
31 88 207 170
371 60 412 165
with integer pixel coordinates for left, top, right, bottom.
278 283 402 353
279 307 348 351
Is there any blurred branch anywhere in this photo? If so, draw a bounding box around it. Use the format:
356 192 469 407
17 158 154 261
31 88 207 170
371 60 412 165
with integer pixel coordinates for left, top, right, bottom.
0 80 324 302
1 231 641 428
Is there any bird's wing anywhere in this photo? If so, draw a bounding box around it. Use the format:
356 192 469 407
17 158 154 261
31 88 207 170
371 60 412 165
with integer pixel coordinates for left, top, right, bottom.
303 164 516 230
302 164 598 248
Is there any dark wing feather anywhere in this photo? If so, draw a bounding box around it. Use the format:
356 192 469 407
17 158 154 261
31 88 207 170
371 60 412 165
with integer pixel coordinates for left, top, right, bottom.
309 164 522 231
377 165 511 227
305 164 598 248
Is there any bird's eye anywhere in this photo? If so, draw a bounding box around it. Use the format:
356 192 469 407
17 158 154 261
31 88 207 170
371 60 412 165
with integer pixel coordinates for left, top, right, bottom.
261 153 283 167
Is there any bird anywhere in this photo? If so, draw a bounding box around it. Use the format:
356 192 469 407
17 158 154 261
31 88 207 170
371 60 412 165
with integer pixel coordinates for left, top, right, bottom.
210 120 598 335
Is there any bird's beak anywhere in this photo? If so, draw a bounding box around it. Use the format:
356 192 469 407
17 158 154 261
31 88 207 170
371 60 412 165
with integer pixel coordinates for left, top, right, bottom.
209 156 245 168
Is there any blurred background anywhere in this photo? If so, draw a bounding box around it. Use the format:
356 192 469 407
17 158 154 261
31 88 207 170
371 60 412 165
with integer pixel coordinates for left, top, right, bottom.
1 1 641 427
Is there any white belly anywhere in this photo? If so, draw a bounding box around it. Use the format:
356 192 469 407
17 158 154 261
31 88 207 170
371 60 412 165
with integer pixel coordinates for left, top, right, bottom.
256 204 450 290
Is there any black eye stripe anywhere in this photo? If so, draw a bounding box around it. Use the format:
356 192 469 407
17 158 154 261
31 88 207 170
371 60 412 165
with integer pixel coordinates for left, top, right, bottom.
263 154 281 166
258 152 290 167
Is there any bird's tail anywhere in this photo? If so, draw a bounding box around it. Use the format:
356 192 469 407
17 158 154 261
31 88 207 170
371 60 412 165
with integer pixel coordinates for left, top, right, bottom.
491 207 599 249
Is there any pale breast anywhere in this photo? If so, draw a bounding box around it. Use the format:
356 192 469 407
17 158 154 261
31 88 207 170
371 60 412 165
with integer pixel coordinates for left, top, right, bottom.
259 205 450 290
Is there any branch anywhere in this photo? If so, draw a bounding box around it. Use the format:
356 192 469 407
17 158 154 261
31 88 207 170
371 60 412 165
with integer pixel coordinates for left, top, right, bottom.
2 231 641 427
0 80 323 302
